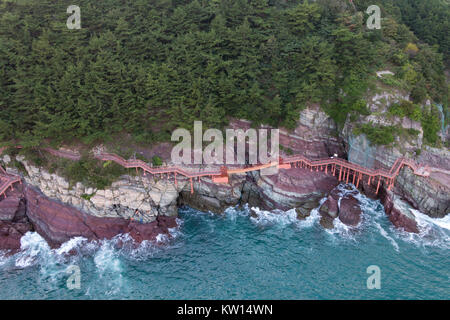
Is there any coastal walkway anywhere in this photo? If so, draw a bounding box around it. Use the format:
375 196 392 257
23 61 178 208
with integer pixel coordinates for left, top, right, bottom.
281 155 430 194
0 145 438 198
0 162 21 199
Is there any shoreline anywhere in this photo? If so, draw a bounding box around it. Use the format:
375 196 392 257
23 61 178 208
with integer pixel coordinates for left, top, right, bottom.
0 170 429 253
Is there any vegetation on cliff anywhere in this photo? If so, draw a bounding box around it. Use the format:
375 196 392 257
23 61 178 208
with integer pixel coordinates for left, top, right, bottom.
4 147 131 189
0 0 447 148
355 0 450 63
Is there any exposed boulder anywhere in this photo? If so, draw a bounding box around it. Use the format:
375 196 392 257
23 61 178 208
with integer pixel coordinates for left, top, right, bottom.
381 190 419 233
0 221 32 251
319 212 335 229
338 196 362 226
319 195 339 218
253 168 338 212
295 207 310 220
178 176 244 213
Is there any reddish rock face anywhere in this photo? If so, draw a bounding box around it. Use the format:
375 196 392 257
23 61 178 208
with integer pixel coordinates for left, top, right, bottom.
0 187 24 221
0 186 32 252
0 184 178 251
24 186 177 248
229 114 344 159
338 196 362 226
387 206 420 234
0 221 32 251
0 196 21 221
257 167 339 211
319 212 335 229
319 195 339 218
380 190 419 233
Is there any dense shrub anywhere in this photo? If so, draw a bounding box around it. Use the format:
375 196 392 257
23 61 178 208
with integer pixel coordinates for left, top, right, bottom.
60 155 128 189
353 124 399 145
388 100 422 121
151 156 163 167
405 128 420 137
421 107 441 145
410 82 428 104
18 148 48 167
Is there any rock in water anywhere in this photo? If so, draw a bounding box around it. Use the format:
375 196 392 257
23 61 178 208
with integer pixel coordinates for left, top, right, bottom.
295 207 311 220
319 212 335 229
319 196 338 218
381 190 419 233
254 167 338 212
338 196 362 226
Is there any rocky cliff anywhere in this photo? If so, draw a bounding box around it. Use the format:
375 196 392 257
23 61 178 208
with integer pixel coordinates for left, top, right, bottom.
343 92 449 219
0 97 448 251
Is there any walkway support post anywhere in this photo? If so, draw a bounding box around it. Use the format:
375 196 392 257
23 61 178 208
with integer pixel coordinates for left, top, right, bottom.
376 176 381 194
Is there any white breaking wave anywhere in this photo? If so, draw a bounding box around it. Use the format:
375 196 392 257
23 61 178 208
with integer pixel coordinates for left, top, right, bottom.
1 198 448 287
15 232 51 268
398 209 450 249
248 197 325 229
250 207 298 226
412 209 450 231
94 240 122 275
301 203 323 228
156 233 169 243
56 236 88 256
224 205 250 221
375 222 400 252
324 216 355 238
0 225 183 277
323 184 364 241
333 184 449 249
0 251 9 267
222 182 449 251
90 237 126 297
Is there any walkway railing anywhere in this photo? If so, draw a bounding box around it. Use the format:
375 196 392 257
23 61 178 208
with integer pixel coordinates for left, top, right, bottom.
0 147 22 198
0 145 435 197
280 154 430 194
0 174 21 199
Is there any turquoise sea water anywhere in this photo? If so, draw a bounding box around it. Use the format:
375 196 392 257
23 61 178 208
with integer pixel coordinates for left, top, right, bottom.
0 186 449 300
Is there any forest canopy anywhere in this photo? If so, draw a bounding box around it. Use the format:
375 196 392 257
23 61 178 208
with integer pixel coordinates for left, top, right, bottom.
0 0 448 147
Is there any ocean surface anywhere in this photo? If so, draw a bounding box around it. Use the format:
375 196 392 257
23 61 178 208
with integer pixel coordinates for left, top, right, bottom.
1 185 449 300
